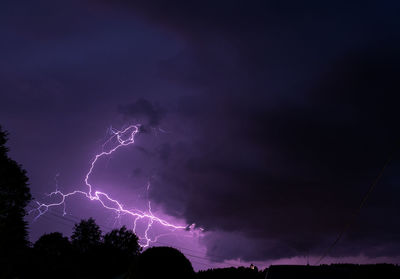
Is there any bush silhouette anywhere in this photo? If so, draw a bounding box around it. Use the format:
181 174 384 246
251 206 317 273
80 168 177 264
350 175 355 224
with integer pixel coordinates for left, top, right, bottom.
129 246 195 279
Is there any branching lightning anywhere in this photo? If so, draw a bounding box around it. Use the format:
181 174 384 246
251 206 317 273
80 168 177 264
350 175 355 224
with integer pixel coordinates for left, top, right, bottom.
30 124 188 247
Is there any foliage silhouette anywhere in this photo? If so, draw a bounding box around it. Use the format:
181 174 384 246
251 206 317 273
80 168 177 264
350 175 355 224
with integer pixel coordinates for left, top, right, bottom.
0 126 32 278
197 266 265 279
34 231 72 256
70 218 106 278
197 264 400 279
29 219 144 279
262 264 400 279
32 232 76 279
104 225 142 257
102 226 142 278
129 246 195 279
71 217 102 253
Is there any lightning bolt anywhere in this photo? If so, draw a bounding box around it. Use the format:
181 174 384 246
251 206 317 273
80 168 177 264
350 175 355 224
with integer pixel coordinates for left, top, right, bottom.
30 124 188 247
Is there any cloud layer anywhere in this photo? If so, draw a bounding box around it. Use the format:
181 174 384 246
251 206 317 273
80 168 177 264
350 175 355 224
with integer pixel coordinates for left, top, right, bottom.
2 0 400 263
116 1 400 261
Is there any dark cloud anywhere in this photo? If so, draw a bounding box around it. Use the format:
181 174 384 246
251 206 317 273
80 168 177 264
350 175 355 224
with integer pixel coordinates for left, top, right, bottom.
117 1 400 261
156 143 171 163
118 98 166 127
2 0 400 264
147 45 400 261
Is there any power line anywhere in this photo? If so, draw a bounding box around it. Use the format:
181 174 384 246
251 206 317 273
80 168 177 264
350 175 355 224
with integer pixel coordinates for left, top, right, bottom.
27 209 73 230
316 144 399 264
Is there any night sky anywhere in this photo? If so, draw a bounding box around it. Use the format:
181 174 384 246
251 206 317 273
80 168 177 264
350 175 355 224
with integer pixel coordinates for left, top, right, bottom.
1 0 400 270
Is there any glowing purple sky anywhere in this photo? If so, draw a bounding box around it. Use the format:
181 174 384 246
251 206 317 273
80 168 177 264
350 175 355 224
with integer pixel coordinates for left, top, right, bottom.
1 0 400 271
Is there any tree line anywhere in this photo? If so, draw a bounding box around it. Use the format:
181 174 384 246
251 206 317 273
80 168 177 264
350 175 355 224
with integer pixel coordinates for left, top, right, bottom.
32 218 141 278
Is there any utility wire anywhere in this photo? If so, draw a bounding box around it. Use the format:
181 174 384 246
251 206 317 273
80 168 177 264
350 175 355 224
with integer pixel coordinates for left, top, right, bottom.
316 144 399 265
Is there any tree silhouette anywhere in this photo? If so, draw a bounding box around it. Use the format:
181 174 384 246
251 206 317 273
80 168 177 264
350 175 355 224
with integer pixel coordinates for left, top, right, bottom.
129 246 195 279
68 219 144 278
104 226 142 257
71 217 102 253
102 226 142 278
0 125 31 277
34 232 72 257
33 232 75 279
69 218 103 278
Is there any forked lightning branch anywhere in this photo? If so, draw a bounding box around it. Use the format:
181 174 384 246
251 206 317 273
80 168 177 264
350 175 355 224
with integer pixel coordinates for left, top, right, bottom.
30 125 190 247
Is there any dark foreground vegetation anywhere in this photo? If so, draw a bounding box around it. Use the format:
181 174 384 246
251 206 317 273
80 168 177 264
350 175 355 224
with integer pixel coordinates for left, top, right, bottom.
1 125 400 278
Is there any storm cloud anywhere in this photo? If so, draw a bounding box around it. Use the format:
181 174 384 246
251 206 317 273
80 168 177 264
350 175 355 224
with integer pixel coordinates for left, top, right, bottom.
119 98 165 127
2 0 400 265
113 1 400 261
